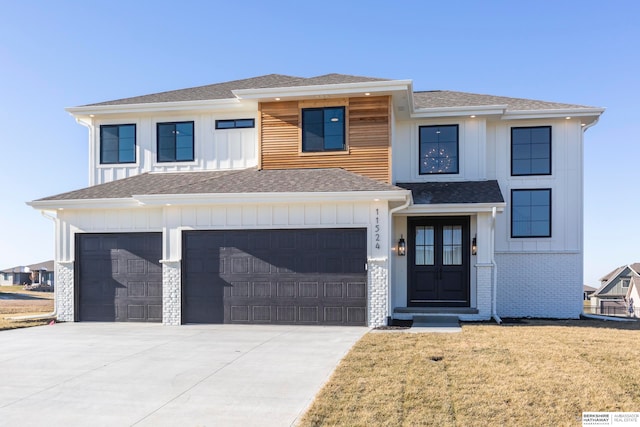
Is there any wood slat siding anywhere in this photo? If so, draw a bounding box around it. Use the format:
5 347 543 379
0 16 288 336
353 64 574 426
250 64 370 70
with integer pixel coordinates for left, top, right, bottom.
260 96 391 182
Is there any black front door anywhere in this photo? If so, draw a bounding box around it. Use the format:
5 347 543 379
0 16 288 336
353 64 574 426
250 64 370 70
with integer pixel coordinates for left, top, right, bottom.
408 217 470 307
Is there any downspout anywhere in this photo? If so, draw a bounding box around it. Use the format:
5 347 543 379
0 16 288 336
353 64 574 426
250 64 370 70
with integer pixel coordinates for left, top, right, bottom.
491 206 502 324
386 193 411 325
9 210 58 321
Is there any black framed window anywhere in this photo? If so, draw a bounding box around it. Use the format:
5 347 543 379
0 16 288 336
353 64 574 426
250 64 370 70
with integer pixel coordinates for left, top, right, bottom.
419 125 459 174
157 121 194 162
100 124 136 164
511 126 551 175
215 119 255 129
511 189 551 238
302 107 345 152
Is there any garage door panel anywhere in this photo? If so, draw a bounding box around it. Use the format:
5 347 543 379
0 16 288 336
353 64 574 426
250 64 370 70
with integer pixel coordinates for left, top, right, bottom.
183 229 367 325
76 233 162 322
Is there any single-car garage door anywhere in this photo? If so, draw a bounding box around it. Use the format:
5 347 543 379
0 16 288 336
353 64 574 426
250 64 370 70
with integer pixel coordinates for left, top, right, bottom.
182 229 367 325
76 233 163 322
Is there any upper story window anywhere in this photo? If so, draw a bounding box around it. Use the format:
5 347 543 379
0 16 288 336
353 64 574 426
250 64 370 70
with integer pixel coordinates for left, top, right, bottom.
622 278 630 288
157 121 194 163
215 119 255 129
511 126 551 176
419 125 459 174
511 189 551 238
302 107 345 152
100 124 136 164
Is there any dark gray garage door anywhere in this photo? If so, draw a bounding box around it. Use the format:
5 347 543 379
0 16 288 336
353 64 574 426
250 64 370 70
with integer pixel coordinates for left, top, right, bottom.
76 233 163 322
182 229 367 325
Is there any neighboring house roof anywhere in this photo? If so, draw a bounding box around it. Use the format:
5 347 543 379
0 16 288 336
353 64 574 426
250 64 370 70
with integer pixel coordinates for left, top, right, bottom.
396 181 504 204
84 74 390 107
583 285 598 293
599 263 640 282
78 73 598 112
1 260 54 273
413 91 597 111
594 264 640 297
34 168 405 201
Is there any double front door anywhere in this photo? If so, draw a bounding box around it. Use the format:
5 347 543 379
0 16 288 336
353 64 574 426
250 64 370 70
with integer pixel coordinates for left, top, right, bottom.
408 217 470 307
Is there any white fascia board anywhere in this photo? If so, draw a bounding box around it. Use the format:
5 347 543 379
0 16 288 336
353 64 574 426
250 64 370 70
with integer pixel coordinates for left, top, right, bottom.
27 198 142 210
134 190 411 206
232 80 413 100
65 98 255 118
411 105 507 118
401 203 506 214
502 107 605 120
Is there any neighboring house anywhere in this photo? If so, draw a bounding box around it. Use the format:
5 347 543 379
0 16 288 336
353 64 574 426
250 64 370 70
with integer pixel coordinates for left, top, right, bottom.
583 285 597 301
28 73 604 326
592 263 640 316
0 260 55 286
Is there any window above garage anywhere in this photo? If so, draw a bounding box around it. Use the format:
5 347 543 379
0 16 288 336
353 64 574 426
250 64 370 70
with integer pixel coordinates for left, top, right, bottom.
301 107 346 152
157 121 194 163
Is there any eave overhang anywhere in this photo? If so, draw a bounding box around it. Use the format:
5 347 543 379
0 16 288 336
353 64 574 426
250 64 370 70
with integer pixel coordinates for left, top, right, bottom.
401 202 506 214
232 80 413 101
65 98 256 119
28 190 411 211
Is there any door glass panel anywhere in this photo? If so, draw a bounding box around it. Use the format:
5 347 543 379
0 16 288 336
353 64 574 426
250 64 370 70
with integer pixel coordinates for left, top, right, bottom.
415 226 434 265
442 225 462 265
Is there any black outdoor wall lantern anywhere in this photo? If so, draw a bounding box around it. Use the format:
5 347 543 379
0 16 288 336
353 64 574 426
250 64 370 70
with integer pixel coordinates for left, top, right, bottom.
398 235 406 256
472 236 477 256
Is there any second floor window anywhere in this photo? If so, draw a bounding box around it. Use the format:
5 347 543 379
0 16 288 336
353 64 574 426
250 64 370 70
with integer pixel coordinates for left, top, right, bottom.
157 122 194 162
100 124 136 164
419 125 459 174
511 126 551 175
302 107 345 152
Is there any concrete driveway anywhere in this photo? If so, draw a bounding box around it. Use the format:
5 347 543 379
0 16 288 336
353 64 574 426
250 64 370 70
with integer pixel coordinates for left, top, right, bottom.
0 323 368 426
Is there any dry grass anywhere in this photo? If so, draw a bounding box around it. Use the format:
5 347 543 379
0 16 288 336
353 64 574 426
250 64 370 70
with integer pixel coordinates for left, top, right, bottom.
300 319 640 427
0 286 54 330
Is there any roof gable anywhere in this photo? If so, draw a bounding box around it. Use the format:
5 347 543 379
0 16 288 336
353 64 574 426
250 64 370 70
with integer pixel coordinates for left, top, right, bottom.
594 265 640 296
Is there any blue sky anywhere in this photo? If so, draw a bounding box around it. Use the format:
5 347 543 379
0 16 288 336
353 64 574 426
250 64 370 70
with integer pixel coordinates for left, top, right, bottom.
0 0 638 285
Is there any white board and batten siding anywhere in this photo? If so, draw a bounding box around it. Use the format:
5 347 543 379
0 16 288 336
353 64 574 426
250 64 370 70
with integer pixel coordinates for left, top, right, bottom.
88 112 258 186
393 117 487 183
488 119 584 254
56 201 390 264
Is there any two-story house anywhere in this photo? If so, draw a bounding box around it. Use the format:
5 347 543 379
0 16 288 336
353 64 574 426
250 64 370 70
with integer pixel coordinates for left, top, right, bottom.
29 74 604 326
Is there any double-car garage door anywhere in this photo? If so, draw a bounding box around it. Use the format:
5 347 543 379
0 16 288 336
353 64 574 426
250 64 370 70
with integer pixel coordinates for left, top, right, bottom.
76 229 367 325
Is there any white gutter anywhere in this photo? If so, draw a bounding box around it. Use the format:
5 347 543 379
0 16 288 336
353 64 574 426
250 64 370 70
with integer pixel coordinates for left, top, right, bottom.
386 194 412 325
403 202 506 214
491 206 502 324
135 190 410 206
65 97 249 117
411 104 507 119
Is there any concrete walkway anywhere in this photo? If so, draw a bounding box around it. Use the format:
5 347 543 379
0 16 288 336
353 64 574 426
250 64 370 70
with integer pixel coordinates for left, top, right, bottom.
0 323 368 427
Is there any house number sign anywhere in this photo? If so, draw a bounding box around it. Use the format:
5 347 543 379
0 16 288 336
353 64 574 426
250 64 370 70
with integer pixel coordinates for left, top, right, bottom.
375 208 381 250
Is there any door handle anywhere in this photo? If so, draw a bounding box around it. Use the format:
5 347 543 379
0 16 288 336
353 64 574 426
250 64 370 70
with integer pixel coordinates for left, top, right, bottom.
438 268 442 280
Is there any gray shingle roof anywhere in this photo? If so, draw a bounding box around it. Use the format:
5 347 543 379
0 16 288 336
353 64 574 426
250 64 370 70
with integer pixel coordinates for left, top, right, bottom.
1 260 54 273
413 90 597 111
396 181 504 204
36 168 404 201
85 74 390 107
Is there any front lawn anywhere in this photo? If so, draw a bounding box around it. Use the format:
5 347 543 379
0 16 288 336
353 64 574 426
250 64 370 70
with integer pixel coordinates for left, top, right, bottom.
0 286 54 330
300 319 640 427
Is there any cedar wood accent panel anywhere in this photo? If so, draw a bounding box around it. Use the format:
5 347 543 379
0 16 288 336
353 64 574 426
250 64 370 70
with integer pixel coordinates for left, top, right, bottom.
259 96 391 182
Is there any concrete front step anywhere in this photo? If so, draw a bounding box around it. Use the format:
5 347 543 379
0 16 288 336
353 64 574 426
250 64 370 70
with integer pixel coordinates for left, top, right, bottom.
412 315 460 328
